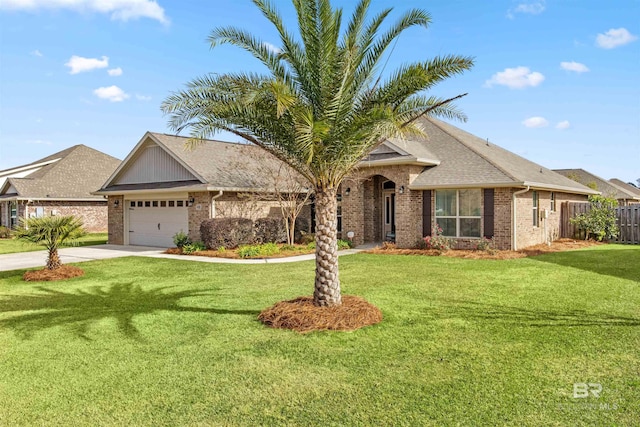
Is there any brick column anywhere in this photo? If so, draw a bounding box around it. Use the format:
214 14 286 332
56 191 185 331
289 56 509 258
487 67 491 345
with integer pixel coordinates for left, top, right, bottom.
341 179 365 246
108 195 124 245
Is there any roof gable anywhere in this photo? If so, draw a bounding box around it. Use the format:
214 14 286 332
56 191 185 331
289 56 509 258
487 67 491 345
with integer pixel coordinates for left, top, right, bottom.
609 179 640 197
0 145 121 199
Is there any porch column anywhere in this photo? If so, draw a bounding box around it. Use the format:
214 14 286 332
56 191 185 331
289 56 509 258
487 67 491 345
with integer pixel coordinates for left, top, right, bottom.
341 179 365 246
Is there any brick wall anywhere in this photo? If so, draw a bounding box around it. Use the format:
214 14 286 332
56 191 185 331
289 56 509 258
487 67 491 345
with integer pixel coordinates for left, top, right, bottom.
22 200 109 232
187 192 211 242
107 196 124 244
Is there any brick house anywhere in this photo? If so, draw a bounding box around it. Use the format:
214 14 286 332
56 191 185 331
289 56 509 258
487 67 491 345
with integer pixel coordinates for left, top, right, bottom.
0 145 121 232
99 117 598 250
96 132 310 247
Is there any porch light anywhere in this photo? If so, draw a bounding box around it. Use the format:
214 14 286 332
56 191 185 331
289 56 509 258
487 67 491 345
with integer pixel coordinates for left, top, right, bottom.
345 187 351 196
188 197 195 207
399 186 405 194
114 199 120 207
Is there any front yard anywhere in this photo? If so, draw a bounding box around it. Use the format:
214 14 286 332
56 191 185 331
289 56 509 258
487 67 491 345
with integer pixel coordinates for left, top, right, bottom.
0 233 108 255
0 245 638 425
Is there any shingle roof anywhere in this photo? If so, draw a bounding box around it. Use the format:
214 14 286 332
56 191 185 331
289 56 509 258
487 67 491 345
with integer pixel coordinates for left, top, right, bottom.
408 117 597 194
0 145 121 199
100 132 306 192
553 169 640 201
609 178 640 197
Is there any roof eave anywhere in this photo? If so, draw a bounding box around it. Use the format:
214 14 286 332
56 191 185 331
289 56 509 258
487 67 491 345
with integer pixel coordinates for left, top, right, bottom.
409 181 601 194
358 156 439 168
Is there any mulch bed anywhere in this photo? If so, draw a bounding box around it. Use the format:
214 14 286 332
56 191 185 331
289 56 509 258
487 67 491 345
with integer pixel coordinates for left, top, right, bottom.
258 295 383 333
365 238 603 260
23 265 85 282
165 247 314 259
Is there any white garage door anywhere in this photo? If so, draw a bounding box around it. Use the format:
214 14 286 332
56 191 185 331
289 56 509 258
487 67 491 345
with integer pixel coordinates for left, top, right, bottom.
128 199 188 247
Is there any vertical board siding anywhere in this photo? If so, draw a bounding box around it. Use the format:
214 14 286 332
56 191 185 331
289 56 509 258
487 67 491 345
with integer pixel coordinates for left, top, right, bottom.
561 202 639 244
422 190 432 237
115 146 196 184
483 188 495 238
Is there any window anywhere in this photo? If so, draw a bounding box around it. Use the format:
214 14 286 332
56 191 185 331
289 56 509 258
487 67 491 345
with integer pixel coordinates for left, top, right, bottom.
10 202 17 228
130 201 135 208
435 189 481 237
144 201 151 207
532 191 539 227
177 200 184 207
160 201 166 207
137 201 143 207
168 200 175 207
550 192 556 212
152 201 158 207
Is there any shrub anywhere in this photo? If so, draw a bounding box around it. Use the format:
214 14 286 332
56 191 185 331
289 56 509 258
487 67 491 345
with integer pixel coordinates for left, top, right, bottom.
298 231 315 245
475 237 495 252
570 195 619 242
182 241 206 254
200 218 255 249
423 225 454 251
294 217 312 243
281 244 296 251
259 242 280 256
337 239 354 250
173 230 191 248
237 244 261 258
0 226 11 239
254 217 287 244
306 241 316 250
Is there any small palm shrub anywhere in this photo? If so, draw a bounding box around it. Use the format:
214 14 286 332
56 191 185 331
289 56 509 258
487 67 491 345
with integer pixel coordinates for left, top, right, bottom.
14 215 86 270
173 230 191 248
0 226 11 239
182 241 206 254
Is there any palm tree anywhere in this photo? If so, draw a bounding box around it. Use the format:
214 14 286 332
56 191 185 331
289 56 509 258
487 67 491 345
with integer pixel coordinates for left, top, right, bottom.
162 0 473 307
14 215 86 270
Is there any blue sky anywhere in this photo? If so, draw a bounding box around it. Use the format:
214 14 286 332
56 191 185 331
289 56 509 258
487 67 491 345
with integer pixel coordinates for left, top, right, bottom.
1 0 638 184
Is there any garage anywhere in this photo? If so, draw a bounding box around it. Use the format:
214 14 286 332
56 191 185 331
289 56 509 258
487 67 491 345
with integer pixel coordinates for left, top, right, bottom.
127 199 188 247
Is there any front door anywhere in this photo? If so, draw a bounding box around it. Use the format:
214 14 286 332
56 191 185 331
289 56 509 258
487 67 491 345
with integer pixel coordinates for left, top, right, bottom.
383 190 395 242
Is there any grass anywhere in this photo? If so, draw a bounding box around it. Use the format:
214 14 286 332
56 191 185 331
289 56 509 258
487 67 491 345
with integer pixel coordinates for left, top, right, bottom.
0 233 108 254
0 244 638 426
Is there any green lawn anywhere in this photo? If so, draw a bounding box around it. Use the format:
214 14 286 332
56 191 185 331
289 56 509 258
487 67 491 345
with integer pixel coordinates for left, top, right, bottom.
0 233 108 254
0 245 638 426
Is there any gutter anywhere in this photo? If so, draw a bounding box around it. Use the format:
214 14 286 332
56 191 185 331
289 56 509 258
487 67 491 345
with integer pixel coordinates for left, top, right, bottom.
512 186 530 251
210 191 223 218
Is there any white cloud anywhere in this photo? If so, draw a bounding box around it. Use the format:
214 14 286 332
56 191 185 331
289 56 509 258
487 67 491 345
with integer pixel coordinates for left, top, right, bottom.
596 28 638 49
263 42 282 54
556 120 571 130
94 85 129 102
484 66 545 89
135 94 152 101
507 1 545 19
108 67 123 76
0 0 169 25
66 55 109 74
31 49 43 57
560 61 589 73
522 117 549 128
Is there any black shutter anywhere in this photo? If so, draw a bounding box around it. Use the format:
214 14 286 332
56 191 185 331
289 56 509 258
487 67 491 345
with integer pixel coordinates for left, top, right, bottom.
423 190 432 236
483 188 495 238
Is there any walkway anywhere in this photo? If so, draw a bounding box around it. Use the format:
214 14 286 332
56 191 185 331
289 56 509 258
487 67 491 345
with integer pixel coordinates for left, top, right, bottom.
0 244 367 272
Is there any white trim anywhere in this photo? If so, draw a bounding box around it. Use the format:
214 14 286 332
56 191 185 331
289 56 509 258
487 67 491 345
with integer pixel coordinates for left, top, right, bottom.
359 156 440 168
0 158 60 177
410 181 599 195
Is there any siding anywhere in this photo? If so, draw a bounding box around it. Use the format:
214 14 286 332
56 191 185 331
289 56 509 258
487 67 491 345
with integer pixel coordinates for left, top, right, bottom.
115 145 196 184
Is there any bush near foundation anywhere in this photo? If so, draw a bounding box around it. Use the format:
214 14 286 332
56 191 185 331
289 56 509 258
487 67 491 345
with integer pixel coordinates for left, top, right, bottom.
200 218 255 249
254 218 287 244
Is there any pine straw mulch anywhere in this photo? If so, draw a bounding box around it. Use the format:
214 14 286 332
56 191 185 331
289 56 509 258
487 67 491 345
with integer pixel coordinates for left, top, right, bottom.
23 265 85 282
258 295 383 333
165 246 315 259
365 238 603 260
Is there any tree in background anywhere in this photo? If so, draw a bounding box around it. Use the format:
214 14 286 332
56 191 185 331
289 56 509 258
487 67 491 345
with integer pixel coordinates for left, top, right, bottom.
162 0 473 306
570 195 619 242
14 216 86 270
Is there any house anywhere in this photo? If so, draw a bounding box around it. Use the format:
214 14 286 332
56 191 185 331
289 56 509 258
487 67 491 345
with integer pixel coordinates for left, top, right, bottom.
98 117 597 250
0 145 121 232
553 169 640 206
95 132 309 247
609 179 640 201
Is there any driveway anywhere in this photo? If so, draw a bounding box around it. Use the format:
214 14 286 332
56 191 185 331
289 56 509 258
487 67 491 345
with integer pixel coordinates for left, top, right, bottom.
0 245 165 272
0 244 365 272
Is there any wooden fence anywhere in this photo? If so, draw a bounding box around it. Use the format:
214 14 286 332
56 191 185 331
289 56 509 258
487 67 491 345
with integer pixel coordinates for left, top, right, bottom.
560 202 640 244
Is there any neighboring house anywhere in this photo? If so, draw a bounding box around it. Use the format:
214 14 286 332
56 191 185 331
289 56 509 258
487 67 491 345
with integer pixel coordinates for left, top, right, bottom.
0 145 121 232
609 179 640 201
553 169 640 206
96 132 310 247
99 117 597 250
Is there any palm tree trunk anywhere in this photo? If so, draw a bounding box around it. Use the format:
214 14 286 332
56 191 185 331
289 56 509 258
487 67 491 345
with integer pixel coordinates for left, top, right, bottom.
313 187 341 306
47 248 62 270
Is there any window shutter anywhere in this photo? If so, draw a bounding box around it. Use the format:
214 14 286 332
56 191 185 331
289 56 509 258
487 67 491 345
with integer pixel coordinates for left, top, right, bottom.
423 190 432 236
483 188 494 238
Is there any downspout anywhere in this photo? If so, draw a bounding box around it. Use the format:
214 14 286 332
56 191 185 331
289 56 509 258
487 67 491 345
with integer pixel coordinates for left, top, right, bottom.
512 186 530 251
210 191 223 218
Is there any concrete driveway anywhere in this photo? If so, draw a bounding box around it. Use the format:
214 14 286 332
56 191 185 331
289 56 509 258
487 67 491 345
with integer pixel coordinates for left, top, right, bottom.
0 245 165 272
